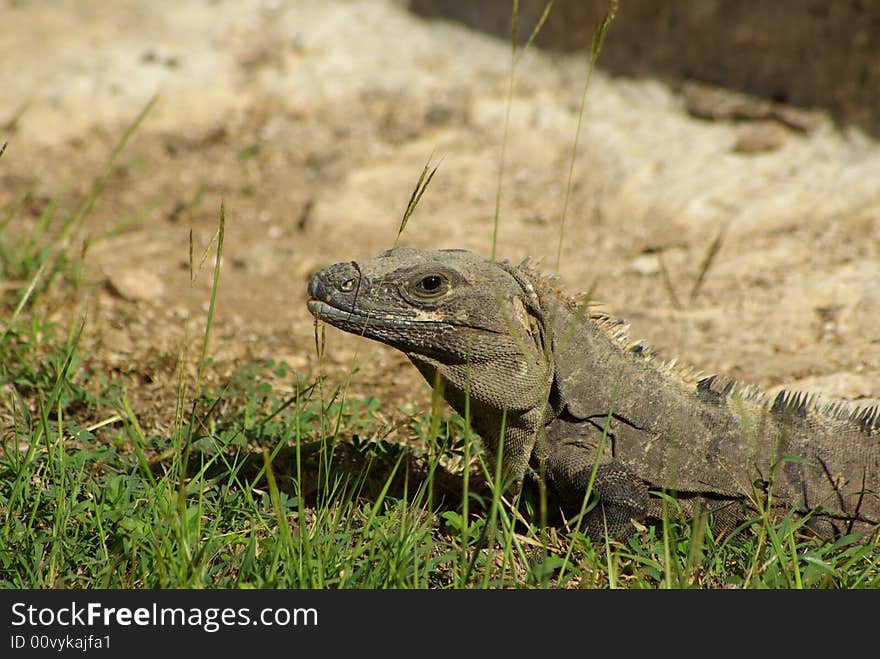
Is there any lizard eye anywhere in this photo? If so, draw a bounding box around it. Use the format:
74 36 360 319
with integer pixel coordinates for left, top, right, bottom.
420 275 443 291
412 273 448 296
339 278 357 292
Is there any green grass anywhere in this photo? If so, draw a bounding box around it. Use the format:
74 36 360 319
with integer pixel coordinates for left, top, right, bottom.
2 9 879 590
1 192 877 588
2 329 877 589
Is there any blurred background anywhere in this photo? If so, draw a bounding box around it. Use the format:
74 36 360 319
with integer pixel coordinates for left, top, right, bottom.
2 0 878 421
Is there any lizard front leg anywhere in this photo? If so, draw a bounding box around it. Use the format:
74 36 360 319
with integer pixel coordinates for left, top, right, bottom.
542 439 649 540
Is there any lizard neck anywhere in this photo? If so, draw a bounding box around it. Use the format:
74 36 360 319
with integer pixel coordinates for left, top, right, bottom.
406 353 548 480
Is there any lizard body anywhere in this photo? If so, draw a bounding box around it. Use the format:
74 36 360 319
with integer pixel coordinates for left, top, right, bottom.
307 247 880 539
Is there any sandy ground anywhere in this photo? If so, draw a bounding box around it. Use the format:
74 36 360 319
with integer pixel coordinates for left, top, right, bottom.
2 0 878 435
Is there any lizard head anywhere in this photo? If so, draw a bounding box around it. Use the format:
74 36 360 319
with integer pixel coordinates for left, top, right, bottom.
307 247 545 358
307 247 552 411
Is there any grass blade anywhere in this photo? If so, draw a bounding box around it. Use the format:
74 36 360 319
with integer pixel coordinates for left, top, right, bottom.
554 1 617 270
395 156 439 245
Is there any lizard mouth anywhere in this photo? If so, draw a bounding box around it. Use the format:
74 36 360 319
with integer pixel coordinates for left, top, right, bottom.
307 297 362 322
307 297 410 329
307 297 460 335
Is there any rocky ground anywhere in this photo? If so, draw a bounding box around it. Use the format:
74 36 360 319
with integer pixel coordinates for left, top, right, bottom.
2 0 878 435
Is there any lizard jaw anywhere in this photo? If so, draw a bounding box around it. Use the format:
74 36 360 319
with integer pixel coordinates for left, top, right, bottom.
307 298 365 323
307 297 414 330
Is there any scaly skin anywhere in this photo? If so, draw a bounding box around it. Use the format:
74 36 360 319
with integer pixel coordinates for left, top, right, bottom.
307 247 880 540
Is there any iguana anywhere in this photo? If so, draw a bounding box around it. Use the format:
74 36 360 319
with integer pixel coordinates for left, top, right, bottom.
307 247 880 540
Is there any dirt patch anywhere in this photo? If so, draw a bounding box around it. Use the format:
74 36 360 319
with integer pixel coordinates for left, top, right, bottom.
2 0 878 437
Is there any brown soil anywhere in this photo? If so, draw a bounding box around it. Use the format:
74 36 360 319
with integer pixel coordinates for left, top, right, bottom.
2 1 878 437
